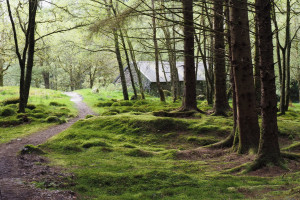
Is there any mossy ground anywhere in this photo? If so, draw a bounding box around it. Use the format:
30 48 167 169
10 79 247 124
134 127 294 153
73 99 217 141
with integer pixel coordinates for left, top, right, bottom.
39 89 300 200
0 86 77 143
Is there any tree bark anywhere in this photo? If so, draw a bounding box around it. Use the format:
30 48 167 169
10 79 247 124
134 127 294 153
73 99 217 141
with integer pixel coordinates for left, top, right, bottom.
113 30 129 100
120 29 137 99
254 0 282 167
125 30 145 99
213 0 230 115
229 0 260 154
181 0 198 111
152 0 165 102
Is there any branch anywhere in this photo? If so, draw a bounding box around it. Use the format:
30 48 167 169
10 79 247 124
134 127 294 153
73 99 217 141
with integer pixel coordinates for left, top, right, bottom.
35 24 90 42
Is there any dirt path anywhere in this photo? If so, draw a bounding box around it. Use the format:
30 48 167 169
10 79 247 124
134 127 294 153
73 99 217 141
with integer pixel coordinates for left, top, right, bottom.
0 92 95 200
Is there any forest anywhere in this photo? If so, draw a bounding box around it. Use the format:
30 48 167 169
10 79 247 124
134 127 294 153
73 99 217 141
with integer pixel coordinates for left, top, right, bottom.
0 0 300 199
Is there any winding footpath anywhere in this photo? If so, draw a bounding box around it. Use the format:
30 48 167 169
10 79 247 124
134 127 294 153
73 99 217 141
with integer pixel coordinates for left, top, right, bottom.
0 92 95 200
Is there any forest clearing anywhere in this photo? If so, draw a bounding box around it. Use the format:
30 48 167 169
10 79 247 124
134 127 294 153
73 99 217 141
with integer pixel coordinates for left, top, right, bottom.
1 0 300 199
0 87 299 199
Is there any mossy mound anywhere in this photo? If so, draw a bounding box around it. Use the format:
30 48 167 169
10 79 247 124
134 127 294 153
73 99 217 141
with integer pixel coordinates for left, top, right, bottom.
0 107 16 117
46 116 60 123
126 149 154 157
20 144 45 155
82 140 110 149
49 102 66 107
186 136 219 146
1 97 20 105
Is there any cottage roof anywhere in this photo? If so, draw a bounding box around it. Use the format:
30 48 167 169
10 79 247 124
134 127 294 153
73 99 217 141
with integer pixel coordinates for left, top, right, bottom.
133 61 205 83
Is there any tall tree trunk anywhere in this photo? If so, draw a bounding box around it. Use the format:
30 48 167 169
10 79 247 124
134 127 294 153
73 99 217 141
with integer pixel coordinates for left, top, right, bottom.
113 30 129 100
284 0 291 111
42 71 50 89
254 0 282 168
213 0 230 115
0 60 4 87
152 0 165 102
254 12 261 111
229 0 260 154
125 30 145 99
120 29 137 99
181 0 197 111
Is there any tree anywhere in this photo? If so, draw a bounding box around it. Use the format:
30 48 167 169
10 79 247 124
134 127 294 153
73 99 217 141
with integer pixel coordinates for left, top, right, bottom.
252 0 282 169
229 0 260 153
180 0 198 111
7 0 38 113
151 0 165 102
213 0 230 115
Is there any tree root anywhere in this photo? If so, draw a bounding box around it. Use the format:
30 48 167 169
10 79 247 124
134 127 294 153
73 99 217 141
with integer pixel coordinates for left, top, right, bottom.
281 152 300 160
222 162 250 174
204 134 234 149
281 142 300 152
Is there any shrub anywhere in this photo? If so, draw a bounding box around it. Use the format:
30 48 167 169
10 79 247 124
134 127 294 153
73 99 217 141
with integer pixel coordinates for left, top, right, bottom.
46 116 60 123
0 107 16 117
49 102 66 107
1 97 20 105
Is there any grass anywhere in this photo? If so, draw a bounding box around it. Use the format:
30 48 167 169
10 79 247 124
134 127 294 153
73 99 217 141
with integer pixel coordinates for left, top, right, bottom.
0 86 77 144
39 89 300 200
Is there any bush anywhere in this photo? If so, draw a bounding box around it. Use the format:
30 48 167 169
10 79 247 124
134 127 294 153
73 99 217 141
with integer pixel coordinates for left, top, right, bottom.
1 97 20 105
46 116 60 123
49 102 66 107
0 107 16 117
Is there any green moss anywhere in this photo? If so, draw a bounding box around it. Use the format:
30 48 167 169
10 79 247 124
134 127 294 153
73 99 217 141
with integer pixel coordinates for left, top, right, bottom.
119 100 133 106
1 97 20 105
186 136 219 146
49 102 66 107
126 149 154 157
26 104 36 110
82 140 110 148
46 116 60 123
95 101 114 107
0 107 16 117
